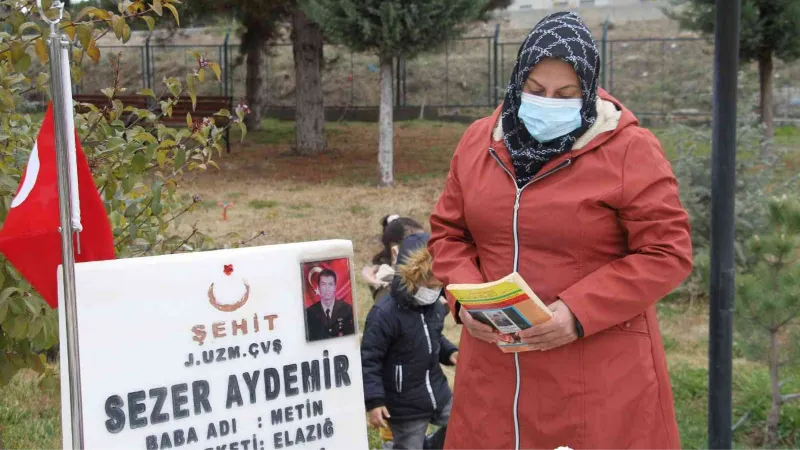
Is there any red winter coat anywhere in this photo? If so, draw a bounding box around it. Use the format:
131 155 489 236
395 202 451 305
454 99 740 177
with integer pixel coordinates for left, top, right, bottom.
428 90 692 449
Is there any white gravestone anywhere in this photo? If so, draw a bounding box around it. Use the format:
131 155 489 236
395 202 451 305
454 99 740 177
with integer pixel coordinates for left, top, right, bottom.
59 240 368 450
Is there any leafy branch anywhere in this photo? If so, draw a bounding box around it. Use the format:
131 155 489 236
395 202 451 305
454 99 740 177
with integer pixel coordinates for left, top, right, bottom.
170 224 199 254
0 0 240 388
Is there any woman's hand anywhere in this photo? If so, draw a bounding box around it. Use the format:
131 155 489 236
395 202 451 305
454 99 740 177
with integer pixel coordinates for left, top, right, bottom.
516 300 578 351
458 307 513 344
367 406 391 428
450 351 459 365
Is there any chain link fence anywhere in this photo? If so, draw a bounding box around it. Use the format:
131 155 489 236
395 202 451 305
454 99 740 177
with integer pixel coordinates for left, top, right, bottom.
62 27 800 123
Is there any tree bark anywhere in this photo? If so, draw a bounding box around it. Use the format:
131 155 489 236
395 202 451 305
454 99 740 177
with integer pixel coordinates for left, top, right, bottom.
292 9 326 155
758 50 775 145
378 57 394 186
244 27 269 131
767 330 781 448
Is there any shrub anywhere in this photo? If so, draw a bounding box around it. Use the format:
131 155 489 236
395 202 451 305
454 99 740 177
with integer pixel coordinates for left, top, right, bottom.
666 123 799 304
0 0 247 386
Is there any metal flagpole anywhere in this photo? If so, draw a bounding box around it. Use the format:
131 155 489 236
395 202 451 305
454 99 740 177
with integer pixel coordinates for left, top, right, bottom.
708 0 741 448
38 1 85 448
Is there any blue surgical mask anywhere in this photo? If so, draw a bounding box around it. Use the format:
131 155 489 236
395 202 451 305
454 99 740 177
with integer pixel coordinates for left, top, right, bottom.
518 93 583 143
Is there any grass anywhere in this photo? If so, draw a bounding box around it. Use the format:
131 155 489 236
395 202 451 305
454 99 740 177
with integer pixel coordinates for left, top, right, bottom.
249 119 299 145
350 205 371 216
2 119 800 449
248 199 279 209
217 119 462 188
0 371 61 449
776 124 800 148
670 359 800 449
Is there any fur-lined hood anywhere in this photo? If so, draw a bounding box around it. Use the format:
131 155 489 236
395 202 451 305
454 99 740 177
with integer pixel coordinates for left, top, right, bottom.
391 232 440 309
397 245 434 294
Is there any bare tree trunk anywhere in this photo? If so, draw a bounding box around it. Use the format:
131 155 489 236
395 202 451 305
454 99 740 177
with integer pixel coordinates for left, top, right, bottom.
767 330 781 448
758 50 775 146
378 57 393 186
292 9 326 155
419 88 427 120
244 29 269 131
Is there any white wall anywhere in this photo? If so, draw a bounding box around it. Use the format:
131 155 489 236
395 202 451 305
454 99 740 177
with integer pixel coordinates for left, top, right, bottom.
499 0 668 28
594 0 643 5
507 0 646 9
509 0 554 10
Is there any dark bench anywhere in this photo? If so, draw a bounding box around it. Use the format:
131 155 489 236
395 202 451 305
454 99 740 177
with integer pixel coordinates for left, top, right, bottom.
73 94 233 153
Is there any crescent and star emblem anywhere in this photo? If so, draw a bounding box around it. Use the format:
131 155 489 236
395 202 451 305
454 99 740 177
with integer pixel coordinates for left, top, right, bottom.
207 264 250 312
208 281 250 312
11 142 40 208
308 266 323 296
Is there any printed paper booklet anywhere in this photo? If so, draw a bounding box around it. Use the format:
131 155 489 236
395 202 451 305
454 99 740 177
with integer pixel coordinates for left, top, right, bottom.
446 272 553 353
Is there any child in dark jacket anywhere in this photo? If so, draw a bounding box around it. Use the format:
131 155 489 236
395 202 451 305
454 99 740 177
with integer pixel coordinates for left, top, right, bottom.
361 232 457 450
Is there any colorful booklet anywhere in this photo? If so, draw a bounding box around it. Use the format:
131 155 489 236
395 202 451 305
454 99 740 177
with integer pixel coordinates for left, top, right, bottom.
446 272 553 353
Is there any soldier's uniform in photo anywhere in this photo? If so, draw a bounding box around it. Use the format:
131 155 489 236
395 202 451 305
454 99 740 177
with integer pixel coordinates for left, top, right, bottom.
306 299 355 341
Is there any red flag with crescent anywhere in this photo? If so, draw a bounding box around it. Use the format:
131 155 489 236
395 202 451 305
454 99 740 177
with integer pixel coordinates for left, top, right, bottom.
302 258 353 308
0 103 115 308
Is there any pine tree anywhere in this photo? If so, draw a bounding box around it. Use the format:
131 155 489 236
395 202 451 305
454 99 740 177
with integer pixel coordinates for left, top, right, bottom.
303 0 488 186
669 0 800 144
735 195 800 447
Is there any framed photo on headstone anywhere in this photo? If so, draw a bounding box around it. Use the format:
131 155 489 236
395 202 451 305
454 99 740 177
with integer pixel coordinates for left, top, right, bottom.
300 257 356 343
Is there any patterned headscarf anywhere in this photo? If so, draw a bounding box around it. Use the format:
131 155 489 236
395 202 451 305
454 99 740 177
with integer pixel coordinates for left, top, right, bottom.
501 12 600 186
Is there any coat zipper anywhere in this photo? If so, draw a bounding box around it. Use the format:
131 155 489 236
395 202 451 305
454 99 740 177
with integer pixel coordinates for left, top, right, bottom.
421 313 433 353
421 313 438 409
395 365 403 393
489 148 572 450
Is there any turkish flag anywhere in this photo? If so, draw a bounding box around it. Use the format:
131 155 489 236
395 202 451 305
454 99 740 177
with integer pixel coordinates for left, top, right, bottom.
0 103 115 308
301 258 353 308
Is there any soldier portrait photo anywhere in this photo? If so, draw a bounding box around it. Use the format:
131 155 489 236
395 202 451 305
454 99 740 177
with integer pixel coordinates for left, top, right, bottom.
302 258 356 342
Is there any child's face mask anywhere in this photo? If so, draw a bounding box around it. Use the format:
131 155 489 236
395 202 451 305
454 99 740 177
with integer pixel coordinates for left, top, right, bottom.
414 287 441 306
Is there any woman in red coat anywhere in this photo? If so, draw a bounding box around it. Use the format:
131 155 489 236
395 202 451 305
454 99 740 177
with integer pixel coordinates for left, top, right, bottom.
428 12 692 450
